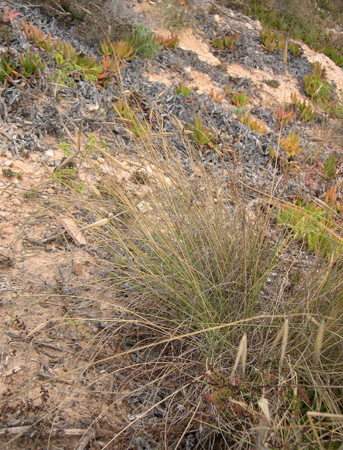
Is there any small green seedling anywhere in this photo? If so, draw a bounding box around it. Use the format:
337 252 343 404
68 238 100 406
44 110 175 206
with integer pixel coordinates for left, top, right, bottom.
2 168 22 179
174 83 191 97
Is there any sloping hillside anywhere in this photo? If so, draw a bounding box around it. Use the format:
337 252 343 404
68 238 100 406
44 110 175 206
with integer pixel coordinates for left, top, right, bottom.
0 1 342 449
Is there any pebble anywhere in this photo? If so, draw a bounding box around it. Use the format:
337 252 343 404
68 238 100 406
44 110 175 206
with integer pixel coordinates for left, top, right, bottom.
45 150 54 159
12 198 22 207
73 261 84 276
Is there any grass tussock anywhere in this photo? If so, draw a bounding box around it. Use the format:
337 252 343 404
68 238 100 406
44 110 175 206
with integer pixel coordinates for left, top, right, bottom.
75 104 343 448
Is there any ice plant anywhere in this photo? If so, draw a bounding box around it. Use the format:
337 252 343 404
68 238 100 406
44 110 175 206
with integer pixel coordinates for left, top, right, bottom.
0 54 16 84
97 55 124 85
174 84 191 97
4 7 20 21
22 20 56 53
212 34 239 50
189 115 217 146
289 41 300 55
304 62 331 102
317 153 340 180
19 48 46 77
324 185 341 211
126 25 163 59
291 93 316 122
279 131 302 158
231 92 250 107
241 113 266 135
209 88 225 103
260 27 278 52
156 32 179 49
274 107 296 127
276 198 342 257
98 39 136 61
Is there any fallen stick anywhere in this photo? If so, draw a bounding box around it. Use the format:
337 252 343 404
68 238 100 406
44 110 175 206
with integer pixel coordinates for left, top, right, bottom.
0 426 95 437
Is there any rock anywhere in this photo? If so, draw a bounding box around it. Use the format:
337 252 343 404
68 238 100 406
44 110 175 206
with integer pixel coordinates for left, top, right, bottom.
45 150 54 160
73 261 84 276
12 198 22 207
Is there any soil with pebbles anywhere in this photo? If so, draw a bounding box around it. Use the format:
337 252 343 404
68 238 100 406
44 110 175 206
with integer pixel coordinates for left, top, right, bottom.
2 0 342 195
1 1 343 449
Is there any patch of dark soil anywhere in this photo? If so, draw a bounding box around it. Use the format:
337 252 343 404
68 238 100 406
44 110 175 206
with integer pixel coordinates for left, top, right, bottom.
0 0 315 202
202 12 313 84
18 0 139 46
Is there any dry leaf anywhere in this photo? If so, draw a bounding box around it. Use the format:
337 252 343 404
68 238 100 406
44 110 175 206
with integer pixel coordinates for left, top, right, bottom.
258 396 271 423
61 218 87 247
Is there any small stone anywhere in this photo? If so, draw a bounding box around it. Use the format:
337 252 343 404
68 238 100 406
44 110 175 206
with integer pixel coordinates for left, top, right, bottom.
73 261 84 276
85 103 99 112
45 150 54 160
12 198 22 207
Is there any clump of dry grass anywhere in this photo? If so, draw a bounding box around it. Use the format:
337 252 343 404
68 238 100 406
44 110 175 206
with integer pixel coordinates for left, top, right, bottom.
75 102 343 448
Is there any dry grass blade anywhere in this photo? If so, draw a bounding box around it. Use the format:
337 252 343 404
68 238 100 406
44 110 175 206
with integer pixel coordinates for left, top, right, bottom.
307 412 343 450
283 39 288 67
258 397 271 424
270 319 289 368
314 320 325 364
231 333 247 379
80 216 113 231
173 400 201 450
100 380 196 450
